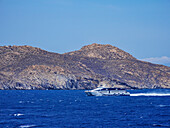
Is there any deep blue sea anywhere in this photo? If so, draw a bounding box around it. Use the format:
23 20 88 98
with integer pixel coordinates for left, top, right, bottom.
0 89 170 128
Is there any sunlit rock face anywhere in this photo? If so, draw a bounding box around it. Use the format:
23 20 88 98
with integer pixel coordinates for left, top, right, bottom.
0 44 169 90
66 43 136 60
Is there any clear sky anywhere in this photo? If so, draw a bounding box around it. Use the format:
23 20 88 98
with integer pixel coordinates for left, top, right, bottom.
0 0 170 66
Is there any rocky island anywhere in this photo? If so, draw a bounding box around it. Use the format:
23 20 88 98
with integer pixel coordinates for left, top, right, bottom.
0 43 169 90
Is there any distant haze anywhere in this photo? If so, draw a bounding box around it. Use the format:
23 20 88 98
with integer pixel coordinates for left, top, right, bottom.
0 0 170 65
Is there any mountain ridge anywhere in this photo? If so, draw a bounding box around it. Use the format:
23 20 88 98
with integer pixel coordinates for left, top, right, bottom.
65 43 136 60
0 44 169 90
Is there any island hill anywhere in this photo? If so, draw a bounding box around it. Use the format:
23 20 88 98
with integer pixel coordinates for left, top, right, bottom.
0 43 170 90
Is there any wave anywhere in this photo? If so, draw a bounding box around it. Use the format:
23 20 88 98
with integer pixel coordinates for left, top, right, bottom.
157 104 170 107
19 125 36 128
13 113 24 116
152 124 170 127
130 93 170 96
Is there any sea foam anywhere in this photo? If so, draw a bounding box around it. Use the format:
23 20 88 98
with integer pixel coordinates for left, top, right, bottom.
13 113 24 116
19 124 36 128
130 93 170 96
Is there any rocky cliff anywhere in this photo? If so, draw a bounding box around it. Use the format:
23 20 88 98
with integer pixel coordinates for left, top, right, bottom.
0 44 169 90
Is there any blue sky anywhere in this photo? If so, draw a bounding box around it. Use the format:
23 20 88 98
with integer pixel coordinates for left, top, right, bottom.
0 0 170 66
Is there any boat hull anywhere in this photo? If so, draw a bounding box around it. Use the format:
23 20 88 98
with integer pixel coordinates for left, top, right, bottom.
85 90 130 96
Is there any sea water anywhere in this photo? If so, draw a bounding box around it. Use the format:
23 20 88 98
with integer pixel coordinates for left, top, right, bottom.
0 89 170 128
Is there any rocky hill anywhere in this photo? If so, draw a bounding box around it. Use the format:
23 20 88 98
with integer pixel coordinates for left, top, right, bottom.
0 44 169 90
65 43 136 60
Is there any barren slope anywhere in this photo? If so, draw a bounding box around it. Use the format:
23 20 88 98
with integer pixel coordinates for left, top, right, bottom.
0 44 169 90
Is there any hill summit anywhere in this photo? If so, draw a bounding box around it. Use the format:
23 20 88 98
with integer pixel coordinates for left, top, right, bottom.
0 44 169 90
66 43 136 60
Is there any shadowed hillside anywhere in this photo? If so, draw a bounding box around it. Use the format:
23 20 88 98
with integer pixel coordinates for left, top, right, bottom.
0 44 169 90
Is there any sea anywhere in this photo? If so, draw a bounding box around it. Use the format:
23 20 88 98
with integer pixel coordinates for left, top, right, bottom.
0 89 170 128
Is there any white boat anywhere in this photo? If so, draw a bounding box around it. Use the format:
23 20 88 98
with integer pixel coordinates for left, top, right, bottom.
85 87 130 96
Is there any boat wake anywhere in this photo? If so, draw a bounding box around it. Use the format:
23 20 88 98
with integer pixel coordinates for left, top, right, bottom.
130 93 170 96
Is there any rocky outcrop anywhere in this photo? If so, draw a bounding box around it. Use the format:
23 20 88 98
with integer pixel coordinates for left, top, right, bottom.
65 43 136 60
0 44 169 90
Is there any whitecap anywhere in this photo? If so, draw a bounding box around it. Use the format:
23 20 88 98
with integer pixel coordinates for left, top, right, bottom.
157 105 170 107
14 113 24 116
59 100 63 102
19 125 36 128
19 101 23 103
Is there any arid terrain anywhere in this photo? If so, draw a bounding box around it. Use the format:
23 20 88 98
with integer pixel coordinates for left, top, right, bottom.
0 43 169 90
